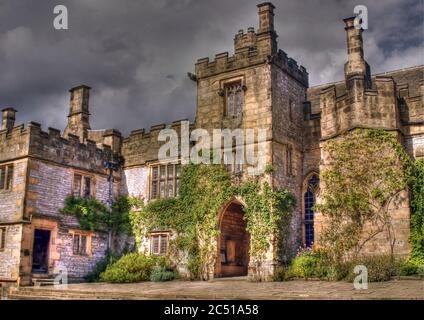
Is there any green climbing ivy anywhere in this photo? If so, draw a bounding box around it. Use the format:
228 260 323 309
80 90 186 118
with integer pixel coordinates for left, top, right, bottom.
60 195 142 236
315 128 413 264
410 159 424 262
132 162 295 281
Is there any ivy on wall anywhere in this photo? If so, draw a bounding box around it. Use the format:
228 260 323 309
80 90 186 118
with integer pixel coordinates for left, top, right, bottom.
237 180 295 280
410 159 424 262
60 195 142 249
315 128 412 263
132 163 295 281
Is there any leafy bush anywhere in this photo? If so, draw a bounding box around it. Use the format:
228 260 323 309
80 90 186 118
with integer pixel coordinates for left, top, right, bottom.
100 253 174 283
150 266 178 282
399 258 424 276
273 266 290 281
85 250 119 282
288 247 335 280
342 255 399 282
285 249 403 282
290 249 317 278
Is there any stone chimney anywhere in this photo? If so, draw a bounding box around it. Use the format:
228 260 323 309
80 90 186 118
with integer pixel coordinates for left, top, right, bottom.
257 2 275 33
1 107 17 132
343 17 371 87
64 85 91 142
256 2 277 55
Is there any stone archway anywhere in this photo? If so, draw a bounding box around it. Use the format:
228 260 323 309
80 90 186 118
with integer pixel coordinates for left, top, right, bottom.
215 201 250 278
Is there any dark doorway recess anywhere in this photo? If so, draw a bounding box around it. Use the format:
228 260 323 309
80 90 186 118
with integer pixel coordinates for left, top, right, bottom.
32 229 51 273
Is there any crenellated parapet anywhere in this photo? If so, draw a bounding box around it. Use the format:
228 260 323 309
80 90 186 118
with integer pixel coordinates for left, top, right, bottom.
397 78 424 126
0 121 112 174
320 75 401 140
0 123 29 162
122 120 195 167
194 2 308 87
195 41 308 87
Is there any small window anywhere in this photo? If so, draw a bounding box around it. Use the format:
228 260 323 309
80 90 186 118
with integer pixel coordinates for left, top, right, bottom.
224 151 243 175
73 234 80 254
73 174 82 197
225 82 244 117
286 147 293 176
0 164 13 191
150 163 180 200
72 233 89 255
83 177 91 198
151 233 169 255
0 227 6 250
73 173 92 198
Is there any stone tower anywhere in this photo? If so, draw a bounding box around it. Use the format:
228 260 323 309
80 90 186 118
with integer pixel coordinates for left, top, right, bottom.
194 2 309 277
64 85 91 142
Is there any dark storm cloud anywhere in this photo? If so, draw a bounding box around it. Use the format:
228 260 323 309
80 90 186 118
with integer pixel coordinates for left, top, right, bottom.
0 0 422 135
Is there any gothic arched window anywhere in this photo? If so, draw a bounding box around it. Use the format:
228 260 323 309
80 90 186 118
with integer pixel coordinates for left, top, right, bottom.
304 174 319 247
225 82 243 117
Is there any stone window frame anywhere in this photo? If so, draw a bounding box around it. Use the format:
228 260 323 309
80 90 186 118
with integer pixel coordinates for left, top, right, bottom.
148 162 181 200
220 76 246 119
72 170 95 198
301 172 320 247
0 162 14 192
150 232 170 256
70 230 92 256
0 227 6 251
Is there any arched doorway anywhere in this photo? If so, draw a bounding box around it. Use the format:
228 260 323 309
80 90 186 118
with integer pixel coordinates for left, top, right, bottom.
215 201 250 277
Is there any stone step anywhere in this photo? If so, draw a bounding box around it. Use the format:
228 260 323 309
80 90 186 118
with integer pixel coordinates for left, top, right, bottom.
7 287 233 300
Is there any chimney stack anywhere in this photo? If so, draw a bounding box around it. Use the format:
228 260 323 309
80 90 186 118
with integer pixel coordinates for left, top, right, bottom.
343 17 371 86
64 85 91 142
257 2 275 33
1 108 17 133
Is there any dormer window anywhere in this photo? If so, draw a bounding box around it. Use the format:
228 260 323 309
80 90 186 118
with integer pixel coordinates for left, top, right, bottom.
225 82 244 117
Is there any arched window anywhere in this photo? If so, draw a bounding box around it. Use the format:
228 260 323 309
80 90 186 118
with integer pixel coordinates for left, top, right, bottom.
225 82 243 117
304 174 319 247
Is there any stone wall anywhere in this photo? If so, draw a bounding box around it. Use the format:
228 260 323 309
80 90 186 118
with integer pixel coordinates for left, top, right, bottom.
270 61 308 260
0 159 27 223
121 166 149 200
0 224 22 281
55 229 108 280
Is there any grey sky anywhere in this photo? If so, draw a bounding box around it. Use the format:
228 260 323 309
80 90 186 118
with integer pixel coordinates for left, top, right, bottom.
0 0 422 135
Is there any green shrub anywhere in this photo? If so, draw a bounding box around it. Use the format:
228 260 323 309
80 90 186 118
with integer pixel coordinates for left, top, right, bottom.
273 266 291 281
150 266 178 282
399 261 418 276
290 252 316 279
288 247 334 280
85 250 119 282
399 258 424 276
100 253 173 283
342 255 398 282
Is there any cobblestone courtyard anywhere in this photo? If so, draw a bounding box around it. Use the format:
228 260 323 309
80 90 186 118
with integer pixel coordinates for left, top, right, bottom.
6 277 424 300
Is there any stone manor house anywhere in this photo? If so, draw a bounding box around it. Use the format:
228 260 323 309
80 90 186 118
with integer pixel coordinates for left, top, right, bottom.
0 3 423 285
